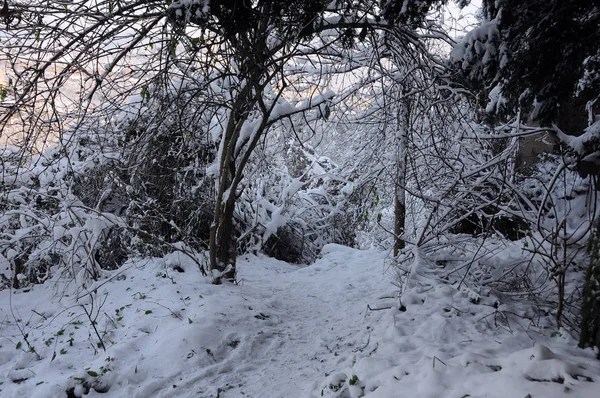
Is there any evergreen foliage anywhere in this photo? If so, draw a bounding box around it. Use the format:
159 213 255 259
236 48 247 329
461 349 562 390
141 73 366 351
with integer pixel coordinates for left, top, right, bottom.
455 0 600 126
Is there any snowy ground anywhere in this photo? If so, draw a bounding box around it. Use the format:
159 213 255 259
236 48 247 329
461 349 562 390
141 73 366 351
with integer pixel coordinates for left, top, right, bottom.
1 244 599 397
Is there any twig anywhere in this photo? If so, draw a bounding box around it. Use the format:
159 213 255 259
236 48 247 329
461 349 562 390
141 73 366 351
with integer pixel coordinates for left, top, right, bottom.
80 294 107 352
353 331 371 352
433 356 447 369
146 301 183 320
367 304 392 311
31 309 48 320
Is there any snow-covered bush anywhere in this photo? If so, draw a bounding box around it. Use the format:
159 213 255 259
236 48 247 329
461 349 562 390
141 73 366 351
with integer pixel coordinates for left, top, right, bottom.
391 122 599 340
0 137 130 289
235 134 362 264
122 117 214 255
580 220 600 357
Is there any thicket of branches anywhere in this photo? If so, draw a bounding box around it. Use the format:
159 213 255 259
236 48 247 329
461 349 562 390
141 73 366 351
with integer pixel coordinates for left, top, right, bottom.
0 0 599 355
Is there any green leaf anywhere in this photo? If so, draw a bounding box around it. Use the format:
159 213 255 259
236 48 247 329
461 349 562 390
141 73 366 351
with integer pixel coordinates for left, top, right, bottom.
322 104 331 120
140 86 150 102
0 85 8 101
145 310 152 315
190 37 202 48
170 39 178 57
16 341 22 350
87 370 99 377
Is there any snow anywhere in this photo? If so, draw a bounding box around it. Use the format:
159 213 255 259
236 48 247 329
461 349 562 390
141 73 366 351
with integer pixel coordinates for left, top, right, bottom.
560 119 600 161
1 245 599 397
450 17 499 68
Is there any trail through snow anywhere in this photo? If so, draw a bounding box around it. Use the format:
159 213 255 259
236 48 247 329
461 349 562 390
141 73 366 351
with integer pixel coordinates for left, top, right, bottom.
1 244 600 398
159 245 391 398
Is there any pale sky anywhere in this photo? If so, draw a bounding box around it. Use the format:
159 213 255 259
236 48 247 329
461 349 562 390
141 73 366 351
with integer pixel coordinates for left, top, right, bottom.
443 0 482 39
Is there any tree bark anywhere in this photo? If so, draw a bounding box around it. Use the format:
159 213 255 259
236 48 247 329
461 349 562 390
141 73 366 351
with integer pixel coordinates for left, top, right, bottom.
209 83 252 284
209 66 264 284
393 97 409 257
210 198 237 283
393 186 406 257
12 256 23 289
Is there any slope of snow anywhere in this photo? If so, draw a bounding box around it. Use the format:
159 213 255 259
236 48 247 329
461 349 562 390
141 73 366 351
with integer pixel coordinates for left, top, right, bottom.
1 245 598 397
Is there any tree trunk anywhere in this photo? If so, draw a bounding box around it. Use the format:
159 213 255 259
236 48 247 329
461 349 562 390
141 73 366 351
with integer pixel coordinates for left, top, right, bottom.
393 186 406 257
210 197 237 284
207 22 283 283
12 255 24 289
579 223 600 358
393 97 409 257
209 87 250 284
209 109 243 284
209 68 263 284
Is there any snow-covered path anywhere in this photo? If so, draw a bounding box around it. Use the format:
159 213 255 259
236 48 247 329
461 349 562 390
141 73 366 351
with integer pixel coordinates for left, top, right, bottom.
158 245 390 398
134 244 600 398
2 244 600 398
